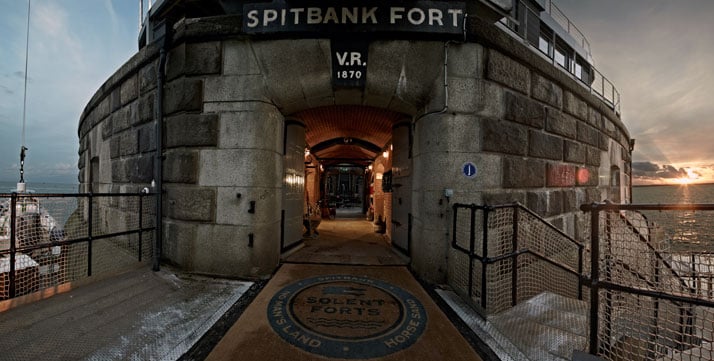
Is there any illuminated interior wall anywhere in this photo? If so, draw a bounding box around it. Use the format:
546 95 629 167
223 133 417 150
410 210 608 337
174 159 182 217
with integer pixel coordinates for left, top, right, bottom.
283 123 306 249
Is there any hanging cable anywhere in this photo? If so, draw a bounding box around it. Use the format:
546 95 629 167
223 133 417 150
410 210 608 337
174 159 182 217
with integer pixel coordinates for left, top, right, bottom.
19 0 31 184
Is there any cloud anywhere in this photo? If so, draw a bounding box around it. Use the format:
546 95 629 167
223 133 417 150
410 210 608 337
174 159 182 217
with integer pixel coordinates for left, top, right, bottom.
31 2 84 67
556 1 714 169
104 0 121 34
632 162 688 183
658 165 688 180
0 1 137 184
49 162 75 175
632 162 714 185
632 162 660 173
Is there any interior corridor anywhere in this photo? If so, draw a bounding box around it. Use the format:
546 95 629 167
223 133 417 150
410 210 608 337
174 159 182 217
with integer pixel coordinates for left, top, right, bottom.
284 208 408 266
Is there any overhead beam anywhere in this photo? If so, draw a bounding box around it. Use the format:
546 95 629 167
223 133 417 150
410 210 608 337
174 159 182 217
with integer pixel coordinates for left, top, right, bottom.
310 137 382 154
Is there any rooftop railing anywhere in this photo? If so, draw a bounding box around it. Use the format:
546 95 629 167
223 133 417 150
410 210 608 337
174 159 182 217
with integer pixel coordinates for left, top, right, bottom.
545 0 591 59
499 0 621 115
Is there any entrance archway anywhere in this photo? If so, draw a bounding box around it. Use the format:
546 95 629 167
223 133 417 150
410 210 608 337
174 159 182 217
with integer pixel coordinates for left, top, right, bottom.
282 105 411 265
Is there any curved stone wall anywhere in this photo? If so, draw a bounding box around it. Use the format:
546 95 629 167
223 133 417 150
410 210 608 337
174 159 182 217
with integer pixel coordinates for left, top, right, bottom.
78 14 630 282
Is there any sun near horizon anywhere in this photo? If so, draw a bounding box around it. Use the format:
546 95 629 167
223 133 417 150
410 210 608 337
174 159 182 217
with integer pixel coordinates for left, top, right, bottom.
634 165 714 186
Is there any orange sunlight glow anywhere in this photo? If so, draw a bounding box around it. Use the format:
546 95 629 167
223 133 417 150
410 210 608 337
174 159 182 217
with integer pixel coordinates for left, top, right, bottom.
672 168 701 185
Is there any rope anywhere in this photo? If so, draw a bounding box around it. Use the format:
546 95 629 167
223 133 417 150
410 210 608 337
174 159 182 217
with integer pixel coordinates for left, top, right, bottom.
20 0 31 183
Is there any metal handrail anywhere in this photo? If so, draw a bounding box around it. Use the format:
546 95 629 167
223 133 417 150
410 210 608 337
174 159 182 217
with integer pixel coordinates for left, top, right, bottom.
613 210 696 294
451 201 714 358
451 202 584 307
546 0 591 57
1 192 157 300
583 202 714 356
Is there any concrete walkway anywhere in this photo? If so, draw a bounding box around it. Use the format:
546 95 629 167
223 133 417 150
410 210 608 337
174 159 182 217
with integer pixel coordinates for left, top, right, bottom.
285 218 408 265
0 267 252 361
0 217 492 361
205 263 483 361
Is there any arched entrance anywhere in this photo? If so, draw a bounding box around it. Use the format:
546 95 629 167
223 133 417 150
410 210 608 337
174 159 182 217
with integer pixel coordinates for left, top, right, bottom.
281 105 411 265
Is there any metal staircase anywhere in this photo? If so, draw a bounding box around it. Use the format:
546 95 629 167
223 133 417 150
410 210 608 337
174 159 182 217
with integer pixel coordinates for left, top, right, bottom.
488 292 588 361
448 202 714 361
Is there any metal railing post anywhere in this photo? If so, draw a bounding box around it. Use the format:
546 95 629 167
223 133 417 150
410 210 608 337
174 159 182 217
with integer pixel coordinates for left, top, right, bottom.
552 30 557 67
139 0 144 31
9 193 17 299
578 244 584 300
522 7 528 45
87 193 93 277
481 207 489 310
612 85 615 107
138 194 143 262
512 205 519 306
601 77 605 99
589 205 601 355
604 211 613 348
649 256 661 359
468 206 475 299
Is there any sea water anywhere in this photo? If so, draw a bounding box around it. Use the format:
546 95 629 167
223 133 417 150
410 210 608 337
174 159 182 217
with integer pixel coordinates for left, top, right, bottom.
633 184 714 252
633 183 714 204
0 181 79 227
0 181 78 194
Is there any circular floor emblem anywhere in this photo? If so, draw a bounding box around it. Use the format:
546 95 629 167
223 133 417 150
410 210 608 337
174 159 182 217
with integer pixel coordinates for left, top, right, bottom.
267 275 427 359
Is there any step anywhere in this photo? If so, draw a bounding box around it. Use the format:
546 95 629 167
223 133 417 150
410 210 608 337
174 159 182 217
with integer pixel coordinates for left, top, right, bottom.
488 292 589 361
657 341 713 361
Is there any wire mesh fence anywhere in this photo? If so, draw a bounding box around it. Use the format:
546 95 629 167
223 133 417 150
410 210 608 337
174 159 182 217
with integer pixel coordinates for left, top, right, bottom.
449 203 586 360
449 203 583 314
450 202 714 360
583 204 714 361
0 192 155 301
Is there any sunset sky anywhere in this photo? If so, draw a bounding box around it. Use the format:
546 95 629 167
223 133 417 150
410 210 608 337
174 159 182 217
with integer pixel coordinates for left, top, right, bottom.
556 0 714 185
0 0 713 185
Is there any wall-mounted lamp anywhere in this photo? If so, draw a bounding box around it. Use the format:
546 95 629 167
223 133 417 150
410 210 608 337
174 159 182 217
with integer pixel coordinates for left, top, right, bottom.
383 151 389 159
368 164 373 171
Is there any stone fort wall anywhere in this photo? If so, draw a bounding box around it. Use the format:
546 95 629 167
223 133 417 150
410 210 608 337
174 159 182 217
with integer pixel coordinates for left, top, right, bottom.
77 14 630 282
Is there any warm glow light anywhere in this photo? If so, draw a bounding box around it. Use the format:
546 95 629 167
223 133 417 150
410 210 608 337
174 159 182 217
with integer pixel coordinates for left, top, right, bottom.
368 164 373 171
673 168 700 185
383 151 389 158
576 168 590 185
633 164 714 186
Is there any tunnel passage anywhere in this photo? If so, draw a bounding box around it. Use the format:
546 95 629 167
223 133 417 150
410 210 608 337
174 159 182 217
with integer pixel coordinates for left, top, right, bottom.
281 105 412 261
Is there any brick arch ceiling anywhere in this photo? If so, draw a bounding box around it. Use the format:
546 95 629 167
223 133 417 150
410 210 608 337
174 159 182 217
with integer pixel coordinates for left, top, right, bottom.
295 105 406 166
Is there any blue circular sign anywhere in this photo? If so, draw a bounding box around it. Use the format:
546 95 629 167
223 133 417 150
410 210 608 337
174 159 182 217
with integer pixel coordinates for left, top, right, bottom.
267 274 427 358
462 162 477 179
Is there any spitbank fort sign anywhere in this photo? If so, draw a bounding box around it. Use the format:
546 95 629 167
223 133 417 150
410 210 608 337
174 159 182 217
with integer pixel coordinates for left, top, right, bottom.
243 1 466 88
243 1 467 35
